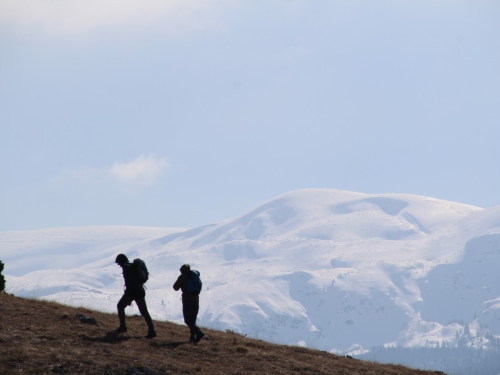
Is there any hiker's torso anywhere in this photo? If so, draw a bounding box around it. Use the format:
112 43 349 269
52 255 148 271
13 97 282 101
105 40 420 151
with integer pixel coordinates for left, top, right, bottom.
121 263 143 291
174 274 199 302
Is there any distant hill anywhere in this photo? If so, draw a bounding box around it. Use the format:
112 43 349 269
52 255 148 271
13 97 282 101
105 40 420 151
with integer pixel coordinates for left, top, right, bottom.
0 293 445 375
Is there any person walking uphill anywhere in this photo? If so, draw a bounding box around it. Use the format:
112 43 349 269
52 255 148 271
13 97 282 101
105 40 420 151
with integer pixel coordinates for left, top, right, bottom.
173 264 205 343
114 254 156 339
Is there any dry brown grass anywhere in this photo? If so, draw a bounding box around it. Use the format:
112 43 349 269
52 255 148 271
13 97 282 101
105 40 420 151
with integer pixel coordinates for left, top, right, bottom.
0 293 446 374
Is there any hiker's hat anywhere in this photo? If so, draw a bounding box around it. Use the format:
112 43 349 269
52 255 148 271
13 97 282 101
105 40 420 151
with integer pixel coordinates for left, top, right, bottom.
115 254 129 265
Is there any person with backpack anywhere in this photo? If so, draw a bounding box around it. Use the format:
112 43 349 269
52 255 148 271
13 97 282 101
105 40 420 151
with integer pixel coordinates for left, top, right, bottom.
173 264 205 343
114 253 156 339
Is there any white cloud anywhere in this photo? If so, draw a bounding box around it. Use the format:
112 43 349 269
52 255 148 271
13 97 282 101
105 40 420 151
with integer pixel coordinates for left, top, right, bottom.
109 155 169 188
59 154 169 190
0 0 229 37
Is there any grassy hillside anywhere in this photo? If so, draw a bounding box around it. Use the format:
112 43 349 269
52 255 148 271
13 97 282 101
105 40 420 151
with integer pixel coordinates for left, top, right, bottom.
0 293 446 374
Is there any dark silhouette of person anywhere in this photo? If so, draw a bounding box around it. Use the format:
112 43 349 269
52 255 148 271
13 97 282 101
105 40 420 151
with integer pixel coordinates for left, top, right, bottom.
115 254 156 339
0 260 5 292
173 264 205 343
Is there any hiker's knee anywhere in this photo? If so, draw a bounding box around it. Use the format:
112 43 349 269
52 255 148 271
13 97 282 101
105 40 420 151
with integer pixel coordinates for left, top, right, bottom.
117 299 127 310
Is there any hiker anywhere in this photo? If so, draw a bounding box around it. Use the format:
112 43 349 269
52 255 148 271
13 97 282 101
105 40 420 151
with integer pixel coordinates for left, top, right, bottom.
0 260 5 292
114 254 156 339
173 264 205 343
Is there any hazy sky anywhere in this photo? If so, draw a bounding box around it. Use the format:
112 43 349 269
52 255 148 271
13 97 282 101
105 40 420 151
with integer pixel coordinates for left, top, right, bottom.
1 0 499 231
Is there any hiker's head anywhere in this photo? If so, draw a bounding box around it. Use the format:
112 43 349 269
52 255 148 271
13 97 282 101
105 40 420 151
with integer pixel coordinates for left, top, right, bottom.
180 264 190 275
115 254 129 266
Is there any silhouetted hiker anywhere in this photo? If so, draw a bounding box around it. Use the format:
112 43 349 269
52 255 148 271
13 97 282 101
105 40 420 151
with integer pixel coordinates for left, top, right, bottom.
0 260 5 292
173 264 205 343
114 254 156 339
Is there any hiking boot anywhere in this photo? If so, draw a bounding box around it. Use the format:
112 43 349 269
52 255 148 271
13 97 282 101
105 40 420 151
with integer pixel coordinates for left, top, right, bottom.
145 331 157 339
114 326 127 333
194 332 205 344
189 334 195 342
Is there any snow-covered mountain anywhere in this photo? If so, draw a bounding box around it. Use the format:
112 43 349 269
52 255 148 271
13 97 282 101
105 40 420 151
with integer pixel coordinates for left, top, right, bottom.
2 189 500 354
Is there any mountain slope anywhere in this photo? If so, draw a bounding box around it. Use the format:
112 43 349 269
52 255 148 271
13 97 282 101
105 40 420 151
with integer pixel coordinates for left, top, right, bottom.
0 293 445 375
2 189 500 357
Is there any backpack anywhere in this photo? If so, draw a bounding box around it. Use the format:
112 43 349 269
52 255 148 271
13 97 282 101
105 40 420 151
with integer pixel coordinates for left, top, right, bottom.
186 270 202 295
132 258 149 284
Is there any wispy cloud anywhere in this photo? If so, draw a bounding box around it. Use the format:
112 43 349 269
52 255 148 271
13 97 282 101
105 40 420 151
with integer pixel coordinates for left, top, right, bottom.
109 155 169 188
0 0 228 37
61 154 169 191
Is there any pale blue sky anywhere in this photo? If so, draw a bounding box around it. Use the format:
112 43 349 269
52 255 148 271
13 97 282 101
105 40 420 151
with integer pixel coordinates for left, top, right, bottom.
1 0 499 230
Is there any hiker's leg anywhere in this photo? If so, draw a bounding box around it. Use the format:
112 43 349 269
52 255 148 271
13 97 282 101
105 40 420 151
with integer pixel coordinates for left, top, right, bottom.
183 299 200 339
134 289 155 333
117 293 133 328
182 299 195 327
191 300 204 337
186 299 204 343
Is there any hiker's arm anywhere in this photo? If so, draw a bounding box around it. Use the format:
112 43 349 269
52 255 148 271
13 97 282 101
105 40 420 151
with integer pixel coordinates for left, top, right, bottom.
173 275 183 291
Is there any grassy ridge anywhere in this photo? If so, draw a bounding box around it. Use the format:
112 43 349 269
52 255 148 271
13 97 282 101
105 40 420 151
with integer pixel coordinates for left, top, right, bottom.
0 293 446 374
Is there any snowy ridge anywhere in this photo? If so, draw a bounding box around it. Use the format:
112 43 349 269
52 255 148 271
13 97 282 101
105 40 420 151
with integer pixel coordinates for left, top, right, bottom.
2 189 500 353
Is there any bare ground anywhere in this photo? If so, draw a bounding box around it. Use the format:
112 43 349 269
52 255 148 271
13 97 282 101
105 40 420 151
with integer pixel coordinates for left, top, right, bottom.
0 293 446 375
